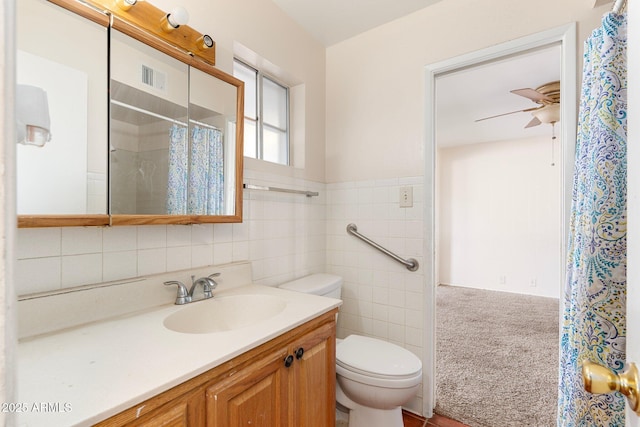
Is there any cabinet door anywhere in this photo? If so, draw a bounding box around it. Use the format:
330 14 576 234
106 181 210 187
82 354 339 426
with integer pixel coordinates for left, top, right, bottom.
206 348 290 427
113 389 205 427
291 322 336 427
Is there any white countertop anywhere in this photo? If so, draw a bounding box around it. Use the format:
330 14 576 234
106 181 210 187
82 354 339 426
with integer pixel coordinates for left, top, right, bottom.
16 284 341 426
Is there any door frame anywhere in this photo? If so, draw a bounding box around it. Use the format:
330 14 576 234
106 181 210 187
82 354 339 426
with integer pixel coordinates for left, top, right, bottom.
422 23 577 417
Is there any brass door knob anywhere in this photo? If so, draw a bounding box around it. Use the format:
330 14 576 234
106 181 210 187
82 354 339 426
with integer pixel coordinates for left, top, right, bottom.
582 360 640 414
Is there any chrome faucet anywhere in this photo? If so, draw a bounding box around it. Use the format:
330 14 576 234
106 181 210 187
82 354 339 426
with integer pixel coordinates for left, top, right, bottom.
164 272 221 305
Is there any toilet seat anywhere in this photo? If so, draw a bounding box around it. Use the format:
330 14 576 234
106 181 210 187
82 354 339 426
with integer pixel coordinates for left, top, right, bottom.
336 335 422 388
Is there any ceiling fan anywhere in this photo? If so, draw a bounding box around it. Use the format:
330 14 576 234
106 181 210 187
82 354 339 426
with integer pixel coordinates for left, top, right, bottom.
475 80 560 128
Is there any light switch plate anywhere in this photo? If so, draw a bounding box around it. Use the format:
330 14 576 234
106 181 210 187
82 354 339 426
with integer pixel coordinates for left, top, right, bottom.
399 186 413 208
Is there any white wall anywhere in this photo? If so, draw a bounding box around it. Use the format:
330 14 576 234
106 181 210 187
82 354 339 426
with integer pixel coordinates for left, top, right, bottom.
325 0 609 416
2 0 17 422
438 136 562 298
326 0 608 183
152 0 327 183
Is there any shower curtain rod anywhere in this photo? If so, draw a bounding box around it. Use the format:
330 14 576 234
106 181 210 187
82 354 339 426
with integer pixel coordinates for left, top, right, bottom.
111 100 222 131
612 0 627 13
189 118 221 132
111 99 187 126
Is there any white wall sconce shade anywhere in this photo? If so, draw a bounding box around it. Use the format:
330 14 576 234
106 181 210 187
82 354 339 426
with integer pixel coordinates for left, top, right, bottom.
16 84 52 147
161 6 189 32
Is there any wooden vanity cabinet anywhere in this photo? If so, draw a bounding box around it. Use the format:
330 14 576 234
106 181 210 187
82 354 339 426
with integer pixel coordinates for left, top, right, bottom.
120 389 205 427
207 320 336 427
206 346 290 426
95 310 337 427
289 321 336 427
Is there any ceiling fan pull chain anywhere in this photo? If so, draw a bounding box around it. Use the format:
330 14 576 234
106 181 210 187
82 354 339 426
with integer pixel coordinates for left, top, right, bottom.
550 122 556 167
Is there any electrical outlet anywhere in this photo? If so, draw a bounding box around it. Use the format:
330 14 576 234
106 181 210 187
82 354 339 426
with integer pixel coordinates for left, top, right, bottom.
399 186 413 208
530 278 537 287
499 276 506 284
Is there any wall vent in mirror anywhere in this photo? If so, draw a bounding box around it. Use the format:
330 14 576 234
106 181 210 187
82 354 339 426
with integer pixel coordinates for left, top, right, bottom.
141 64 167 92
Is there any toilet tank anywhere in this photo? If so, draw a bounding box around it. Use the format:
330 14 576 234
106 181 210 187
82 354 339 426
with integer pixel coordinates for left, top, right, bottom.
278 274 343 299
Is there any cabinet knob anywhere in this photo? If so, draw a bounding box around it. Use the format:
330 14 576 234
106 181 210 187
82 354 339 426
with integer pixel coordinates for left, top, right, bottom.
295 347 304 360
284 354 294 368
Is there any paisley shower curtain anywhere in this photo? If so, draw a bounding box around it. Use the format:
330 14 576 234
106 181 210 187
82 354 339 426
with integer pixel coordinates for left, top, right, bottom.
166 124 224 215
188 126 224 215
558 10 627 427
166 124 188 214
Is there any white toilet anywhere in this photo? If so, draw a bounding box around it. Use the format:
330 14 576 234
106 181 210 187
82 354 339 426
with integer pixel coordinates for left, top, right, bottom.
279 274 422 427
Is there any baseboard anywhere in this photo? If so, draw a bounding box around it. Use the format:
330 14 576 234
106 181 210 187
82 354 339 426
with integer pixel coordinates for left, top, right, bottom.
402 409 426 422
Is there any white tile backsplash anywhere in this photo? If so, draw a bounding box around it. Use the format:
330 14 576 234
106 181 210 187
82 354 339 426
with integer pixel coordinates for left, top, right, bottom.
16 257 61 294
138 225 167 249
62 254 103 287
138 248 167 276
166 246 192 271
61 227 103 255
103 250 137 282
167 225 192 247
17 227 60 259
327 177 424 356
103 226 137 252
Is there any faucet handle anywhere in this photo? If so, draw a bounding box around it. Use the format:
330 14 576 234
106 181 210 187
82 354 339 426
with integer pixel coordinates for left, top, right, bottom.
207 272 220 287
164 280 191 305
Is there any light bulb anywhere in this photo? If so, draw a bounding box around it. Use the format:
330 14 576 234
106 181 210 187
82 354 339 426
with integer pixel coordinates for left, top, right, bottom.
115 0 137 11
167 6 189 28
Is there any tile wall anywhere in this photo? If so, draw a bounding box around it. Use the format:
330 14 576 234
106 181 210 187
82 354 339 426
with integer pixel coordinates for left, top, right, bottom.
15 171 426 412
326 176 425 413
15 170 326 295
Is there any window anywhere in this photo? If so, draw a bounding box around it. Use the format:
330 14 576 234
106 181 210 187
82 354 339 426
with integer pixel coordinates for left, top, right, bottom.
233 59 290 165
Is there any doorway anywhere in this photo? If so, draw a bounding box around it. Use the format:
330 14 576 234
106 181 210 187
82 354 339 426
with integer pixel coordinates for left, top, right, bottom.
422 23 577 418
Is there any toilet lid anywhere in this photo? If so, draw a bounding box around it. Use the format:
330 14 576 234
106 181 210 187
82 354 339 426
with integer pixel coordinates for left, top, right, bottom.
278 274 342 295
336 335 422 379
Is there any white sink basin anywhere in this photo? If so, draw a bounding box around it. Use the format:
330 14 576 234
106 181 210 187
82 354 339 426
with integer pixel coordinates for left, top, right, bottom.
163 294 288 334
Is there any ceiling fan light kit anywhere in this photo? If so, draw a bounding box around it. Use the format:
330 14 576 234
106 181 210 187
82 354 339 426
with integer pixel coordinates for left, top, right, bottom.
476 80 561 128
532 103 560 125
476 80 561 166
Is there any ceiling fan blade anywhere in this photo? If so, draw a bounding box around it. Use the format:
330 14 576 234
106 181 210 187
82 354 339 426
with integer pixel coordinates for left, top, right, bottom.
524 116 542 128
475 106 539 123
511 88 553 103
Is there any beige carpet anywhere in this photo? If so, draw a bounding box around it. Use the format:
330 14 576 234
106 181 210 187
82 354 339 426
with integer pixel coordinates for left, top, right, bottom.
435 285 559 427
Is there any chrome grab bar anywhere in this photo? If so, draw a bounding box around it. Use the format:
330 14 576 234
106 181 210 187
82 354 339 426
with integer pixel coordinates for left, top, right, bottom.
243 183 319 198
346 223 419 272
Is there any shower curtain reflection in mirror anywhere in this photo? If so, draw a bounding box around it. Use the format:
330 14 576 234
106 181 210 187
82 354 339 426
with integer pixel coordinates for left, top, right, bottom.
167 124 224 215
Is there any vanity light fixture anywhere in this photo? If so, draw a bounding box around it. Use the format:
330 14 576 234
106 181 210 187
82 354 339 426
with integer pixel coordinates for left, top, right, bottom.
196 34 214 50
16 84 52 147
115 0 137 11
160 6 189 32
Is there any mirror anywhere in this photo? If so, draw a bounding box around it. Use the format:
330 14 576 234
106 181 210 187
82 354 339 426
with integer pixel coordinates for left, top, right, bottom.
16 0 244 227
109 30 239 220
16 0 110 227
109 30 190 216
